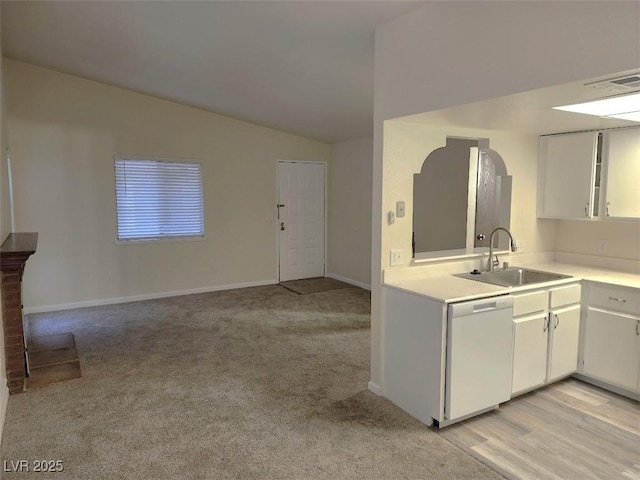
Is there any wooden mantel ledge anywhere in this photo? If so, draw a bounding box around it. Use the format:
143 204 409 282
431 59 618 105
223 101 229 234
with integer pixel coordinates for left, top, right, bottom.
1 233 38 272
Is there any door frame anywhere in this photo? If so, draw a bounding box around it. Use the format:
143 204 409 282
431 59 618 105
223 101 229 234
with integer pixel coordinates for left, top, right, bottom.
275 160 327 282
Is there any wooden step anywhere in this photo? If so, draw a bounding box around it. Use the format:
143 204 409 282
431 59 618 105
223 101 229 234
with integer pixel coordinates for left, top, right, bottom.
28 332 75 352
26 361 81 390
25 333 81 390
29 346 78 369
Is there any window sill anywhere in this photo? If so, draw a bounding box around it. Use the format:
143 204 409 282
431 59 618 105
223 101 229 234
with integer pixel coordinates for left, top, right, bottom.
115 235 206 246
412 247 509 264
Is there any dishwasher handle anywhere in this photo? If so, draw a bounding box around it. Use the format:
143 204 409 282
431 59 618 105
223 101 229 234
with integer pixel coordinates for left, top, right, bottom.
448 296 514 317
472 302 500 313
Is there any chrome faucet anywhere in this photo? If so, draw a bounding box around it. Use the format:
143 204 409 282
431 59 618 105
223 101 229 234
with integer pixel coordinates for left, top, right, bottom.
488 227 518 272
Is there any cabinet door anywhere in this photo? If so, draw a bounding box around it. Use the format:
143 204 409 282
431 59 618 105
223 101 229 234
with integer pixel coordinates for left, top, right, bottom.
538 132 597 219
603 128 640 219
548 305 581 381
583 308 640 391
512 315 548 395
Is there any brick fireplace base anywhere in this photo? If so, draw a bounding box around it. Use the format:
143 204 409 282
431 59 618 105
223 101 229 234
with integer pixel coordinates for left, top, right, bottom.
1 233 38 394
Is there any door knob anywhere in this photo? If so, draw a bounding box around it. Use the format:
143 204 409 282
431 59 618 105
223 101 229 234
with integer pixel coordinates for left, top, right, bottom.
280 222 285 231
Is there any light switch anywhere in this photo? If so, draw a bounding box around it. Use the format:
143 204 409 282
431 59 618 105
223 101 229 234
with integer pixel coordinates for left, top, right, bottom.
390 249 403 266
396 201 406 218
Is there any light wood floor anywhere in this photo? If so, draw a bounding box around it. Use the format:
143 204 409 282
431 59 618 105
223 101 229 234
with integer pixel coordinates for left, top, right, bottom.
438 379 640 480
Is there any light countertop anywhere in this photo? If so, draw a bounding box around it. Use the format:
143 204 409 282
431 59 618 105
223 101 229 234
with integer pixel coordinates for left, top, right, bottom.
384 262 640 304
520 262 640 290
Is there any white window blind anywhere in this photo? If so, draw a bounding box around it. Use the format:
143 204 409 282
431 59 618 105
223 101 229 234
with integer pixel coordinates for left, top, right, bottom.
114 158 204 241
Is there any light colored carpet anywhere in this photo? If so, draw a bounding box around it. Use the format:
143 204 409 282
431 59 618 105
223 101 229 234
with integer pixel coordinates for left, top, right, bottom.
1 285 504 479
279 277 352 295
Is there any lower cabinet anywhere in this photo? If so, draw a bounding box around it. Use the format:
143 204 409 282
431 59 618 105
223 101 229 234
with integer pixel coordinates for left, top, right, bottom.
582 307 640 393
512 281 640 399
548 305 581 381
512 315 548 393
511 283 581 396
382 277 639 428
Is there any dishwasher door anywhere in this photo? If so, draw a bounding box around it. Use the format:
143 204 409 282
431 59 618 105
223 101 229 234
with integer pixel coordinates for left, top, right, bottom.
446 296 514 421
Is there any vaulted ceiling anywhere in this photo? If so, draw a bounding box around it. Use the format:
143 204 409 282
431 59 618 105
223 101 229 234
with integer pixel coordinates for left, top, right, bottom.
2 1 427 143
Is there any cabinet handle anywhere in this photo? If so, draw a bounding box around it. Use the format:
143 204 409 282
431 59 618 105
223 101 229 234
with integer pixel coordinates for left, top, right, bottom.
636 321 639 336
544 315 550 332
608 296 627 303
554 313 560 330
584 202 589 217
606 202 610 217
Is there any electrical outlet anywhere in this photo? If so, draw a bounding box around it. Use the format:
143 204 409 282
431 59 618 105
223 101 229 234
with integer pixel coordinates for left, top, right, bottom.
396 201 406 218
597 239 608 253
390 249 403 266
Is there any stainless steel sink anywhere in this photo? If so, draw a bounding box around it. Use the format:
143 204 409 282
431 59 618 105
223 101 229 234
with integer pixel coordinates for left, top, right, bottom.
454 267 571 287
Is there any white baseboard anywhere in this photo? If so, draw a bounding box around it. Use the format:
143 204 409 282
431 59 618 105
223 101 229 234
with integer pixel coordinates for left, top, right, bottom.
326 273 371 291
0 379 8 445
24 279 278 314
368 380 382 396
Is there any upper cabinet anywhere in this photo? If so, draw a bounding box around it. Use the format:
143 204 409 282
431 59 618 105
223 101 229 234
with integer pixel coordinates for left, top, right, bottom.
538 127 639 221
538 132 598 219
603 128 640 219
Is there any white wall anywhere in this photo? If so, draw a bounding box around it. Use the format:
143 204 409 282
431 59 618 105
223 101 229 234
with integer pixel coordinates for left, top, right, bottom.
327 137 372 288
0 10 12 438
5 60 331 310
383 121 555 270
555 220 640 262
371 1 640 391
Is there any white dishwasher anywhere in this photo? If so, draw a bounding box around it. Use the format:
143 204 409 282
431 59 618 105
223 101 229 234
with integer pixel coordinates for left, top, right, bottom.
445 295 514 423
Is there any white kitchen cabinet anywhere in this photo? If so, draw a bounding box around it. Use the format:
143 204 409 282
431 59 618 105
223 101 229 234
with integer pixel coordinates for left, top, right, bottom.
538 132 598 219
580 282 640 395
512 314 548 393
383 286 448 427
511 283 581 396
548 305 581 381
602 127 640 219
582 309 640 392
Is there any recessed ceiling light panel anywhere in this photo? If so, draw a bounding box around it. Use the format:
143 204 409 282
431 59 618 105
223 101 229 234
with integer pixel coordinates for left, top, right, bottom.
606 111 640 122
554 92 640 117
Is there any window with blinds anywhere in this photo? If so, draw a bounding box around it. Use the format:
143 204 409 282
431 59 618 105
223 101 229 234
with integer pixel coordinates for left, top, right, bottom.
114 158 204 241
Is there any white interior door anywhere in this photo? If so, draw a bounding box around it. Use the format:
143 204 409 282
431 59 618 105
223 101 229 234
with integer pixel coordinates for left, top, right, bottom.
278 161 325 282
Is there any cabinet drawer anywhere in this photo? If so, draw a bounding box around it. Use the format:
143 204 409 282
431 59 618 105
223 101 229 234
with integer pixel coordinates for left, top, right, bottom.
589 284 640 316
513 290 548 317
550 284 582 309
